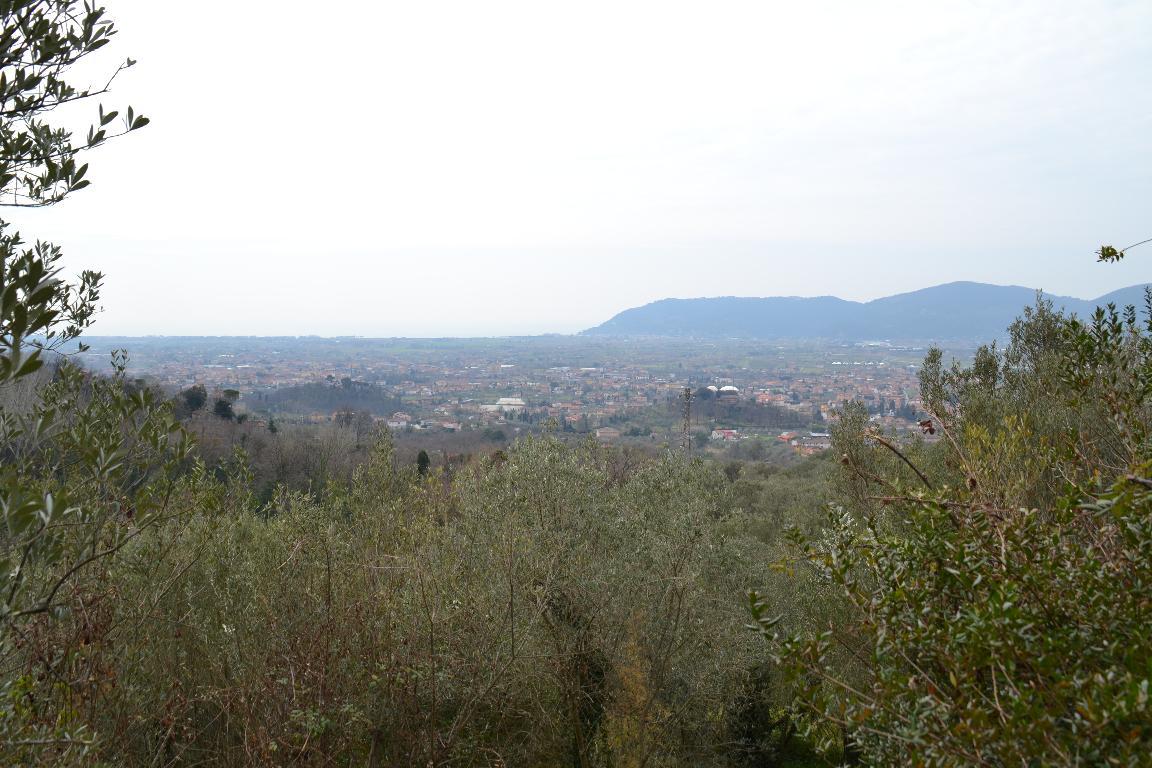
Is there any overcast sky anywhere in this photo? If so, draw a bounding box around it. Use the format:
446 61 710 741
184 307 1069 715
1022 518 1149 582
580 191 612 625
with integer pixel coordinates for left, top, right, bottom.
7 0 1151 336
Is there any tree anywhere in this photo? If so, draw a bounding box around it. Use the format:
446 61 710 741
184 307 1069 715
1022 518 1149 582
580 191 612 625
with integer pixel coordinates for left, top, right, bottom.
0 2 148 206
334 407 376 444
751 289 1152 765
1 0 159 619
0 11 182 755
213 397 235 420
0 1 149 382
333 407 356 428
182 383 207 411
416 449 430 476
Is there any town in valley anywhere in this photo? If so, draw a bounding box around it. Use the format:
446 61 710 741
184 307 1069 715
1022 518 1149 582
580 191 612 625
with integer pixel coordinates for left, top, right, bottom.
80 335 962 460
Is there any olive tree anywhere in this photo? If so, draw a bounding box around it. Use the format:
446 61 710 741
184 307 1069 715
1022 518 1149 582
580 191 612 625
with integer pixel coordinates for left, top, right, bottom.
2 0 160 605
0 3 183 761
751 285 1152 765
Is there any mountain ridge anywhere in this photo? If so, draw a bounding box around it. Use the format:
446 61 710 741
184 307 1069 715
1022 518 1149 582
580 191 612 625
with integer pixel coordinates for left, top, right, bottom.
582 281 1151 341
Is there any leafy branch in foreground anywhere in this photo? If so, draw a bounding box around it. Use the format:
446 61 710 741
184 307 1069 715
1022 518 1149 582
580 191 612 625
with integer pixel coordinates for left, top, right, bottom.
0 0 148 209
1096 235 1151 263
752 289 1152 765
0 2 164 759
0 0 151 385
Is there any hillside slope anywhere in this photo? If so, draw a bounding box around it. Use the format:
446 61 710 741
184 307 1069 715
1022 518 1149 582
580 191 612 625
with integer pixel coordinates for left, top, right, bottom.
582 282 1151 341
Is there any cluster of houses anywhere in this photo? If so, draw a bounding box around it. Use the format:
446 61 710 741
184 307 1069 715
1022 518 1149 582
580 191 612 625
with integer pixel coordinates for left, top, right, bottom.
134 337 933 459
707 428 833 456
383 411 462 432
777 430 833 455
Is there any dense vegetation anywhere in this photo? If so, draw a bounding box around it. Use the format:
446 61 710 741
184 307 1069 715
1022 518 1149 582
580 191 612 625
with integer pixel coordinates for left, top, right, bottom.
751 295 1152 765
2 3 1151 766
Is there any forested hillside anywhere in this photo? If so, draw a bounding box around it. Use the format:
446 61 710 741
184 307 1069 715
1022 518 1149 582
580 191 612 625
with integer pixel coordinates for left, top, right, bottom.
249 379 404 417
584 282 1151 341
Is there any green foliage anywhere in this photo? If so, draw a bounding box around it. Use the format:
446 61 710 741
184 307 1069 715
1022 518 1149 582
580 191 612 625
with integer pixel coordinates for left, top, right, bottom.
726 663 798 765
0 356 190 760
728 454 834 545
1097 237 1151 264
752 292 1152 765
0 0 148 379
0 1 147 208
1 0 150 485
1097 244 1124 262
4 360 190 602
211 397 234 420
0 3 162 758
0 436 780 766
0 228 101 382
12 5 1148 764
180 383 206 412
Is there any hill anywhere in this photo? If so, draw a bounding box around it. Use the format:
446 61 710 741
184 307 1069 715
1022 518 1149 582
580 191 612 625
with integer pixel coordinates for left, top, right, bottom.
582 281 1151 341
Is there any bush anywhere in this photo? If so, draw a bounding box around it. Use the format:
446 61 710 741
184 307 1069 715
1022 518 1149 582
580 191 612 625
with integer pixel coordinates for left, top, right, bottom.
4 433 780 765
752 293 1152 765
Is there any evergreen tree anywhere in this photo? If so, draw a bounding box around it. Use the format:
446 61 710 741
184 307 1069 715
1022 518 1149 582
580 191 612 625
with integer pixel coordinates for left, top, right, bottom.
213 398 235 420
182 384 207 411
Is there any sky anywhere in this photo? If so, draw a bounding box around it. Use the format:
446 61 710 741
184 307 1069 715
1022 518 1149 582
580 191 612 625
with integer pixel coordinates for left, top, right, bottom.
6 0 1151 336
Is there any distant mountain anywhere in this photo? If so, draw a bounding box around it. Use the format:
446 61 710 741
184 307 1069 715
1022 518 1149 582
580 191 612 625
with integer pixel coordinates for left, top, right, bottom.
582 282 1151 341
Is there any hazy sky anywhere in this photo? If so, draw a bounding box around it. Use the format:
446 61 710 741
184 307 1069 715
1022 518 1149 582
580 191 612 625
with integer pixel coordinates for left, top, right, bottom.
7 0 1151 336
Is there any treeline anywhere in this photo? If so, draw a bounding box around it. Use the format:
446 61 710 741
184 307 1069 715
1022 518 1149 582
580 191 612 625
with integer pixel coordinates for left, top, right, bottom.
670 391 813 430
248 378 404 416
182 411 518 503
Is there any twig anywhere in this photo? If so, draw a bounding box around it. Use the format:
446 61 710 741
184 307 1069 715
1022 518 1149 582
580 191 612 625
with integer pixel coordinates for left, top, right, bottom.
868 431 934 490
